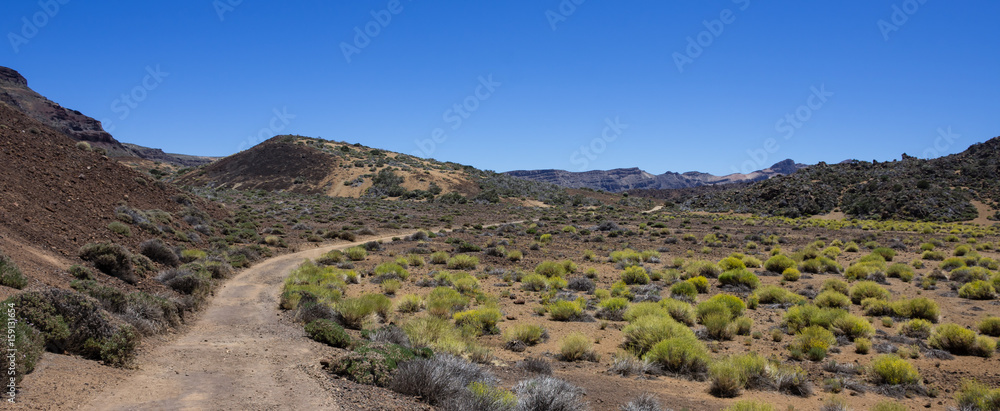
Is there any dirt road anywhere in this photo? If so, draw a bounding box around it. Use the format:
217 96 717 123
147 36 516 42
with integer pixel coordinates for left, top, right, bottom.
81 237 396 411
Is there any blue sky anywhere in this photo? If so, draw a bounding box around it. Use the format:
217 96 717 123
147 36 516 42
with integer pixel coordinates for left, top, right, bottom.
2 1 999 175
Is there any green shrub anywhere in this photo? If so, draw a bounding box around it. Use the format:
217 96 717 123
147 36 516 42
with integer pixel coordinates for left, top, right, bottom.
325 341 430 386
427 287 470 317
622 301 667 322
0 300 44 384
535 260 567 277
621 266 650 285
337 294 392 329
844 261 885 281
559 332 597 361
977 316 1000 337
723 400 774 411
790 326 836 361
951 266 993 284
764 255 796 273
345 246 368 261
929 323 994 357
953 379 1000 411
868 354 920 385
855 337 872 354
107 221 132 237
547 300 584 321
381 279 401 295
596 296 629 320
886 263 915 282
754 285 805 305
831 314 875 339
891 297 940 322
703 311 735 340
453 307 502 336
849 281 890 304
718 269 760 290
782 268 801 281
429 251 449 264
683 260 721 278
732 316 753 336
622 315 694 355
718 256 746 271
670 281 697 300
821 278 849 295
898 319 933 339
374 262 409 281
397 294 424 313
79 242 143 284
506 250 523 261
659 298 696 326
783 304 846 332
708 353 769 398
644 335 709 375
686 276 710 293
814 291 851 309
403 317 466 355
466 381 517 410
861 298 894 317
959 280 997 300
940 257 967 271
447 255 479 270
503 324 548 346
699 294 745 320
305 319 351 348
521 273 548 292
0 255 28 289
872 247 896 262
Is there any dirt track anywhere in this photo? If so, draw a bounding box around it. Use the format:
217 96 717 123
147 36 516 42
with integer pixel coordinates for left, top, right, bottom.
81 238 396 411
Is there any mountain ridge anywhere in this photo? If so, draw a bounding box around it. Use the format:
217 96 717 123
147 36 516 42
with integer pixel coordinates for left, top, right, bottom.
504 159 807 192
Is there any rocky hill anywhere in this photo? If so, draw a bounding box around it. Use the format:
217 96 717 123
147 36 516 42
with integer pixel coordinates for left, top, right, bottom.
504 159 806 192
0 100 226 290
676 137 1000 222
177 135 585 206
0 66 214 167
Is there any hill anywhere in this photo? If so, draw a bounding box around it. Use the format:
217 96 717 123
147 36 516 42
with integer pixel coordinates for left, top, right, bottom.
0 100 226 292
669 137 1000 222
178 135 588 206
0 66 214 167
504 159 806 192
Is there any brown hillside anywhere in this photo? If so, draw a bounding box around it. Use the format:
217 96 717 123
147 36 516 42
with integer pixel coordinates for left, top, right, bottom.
0 101 226 289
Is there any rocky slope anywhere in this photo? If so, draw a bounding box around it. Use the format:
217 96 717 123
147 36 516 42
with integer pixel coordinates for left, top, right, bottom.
0 66 214 167
677 137 1000 222
504 159 806 192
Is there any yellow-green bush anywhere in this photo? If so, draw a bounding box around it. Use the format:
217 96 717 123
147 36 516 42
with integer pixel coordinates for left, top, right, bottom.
867 354 920 385
929 323 995 357
977 316 1000 337
659 298 696 326
814 290 851 309
622 315 694 355
953 379 1000 411
686 275 709 293
446 255 478 270
559 332 597 362
831 314 875 339
644 335 709 375
547 299 584 321
891 297 940 322
345 246 367 261
718 269 760 290
790 326 836 361
959 280 996 300
503 324 547 345
453 307 502 336
621 266 650 285
849 281 890 304
754 285 806 305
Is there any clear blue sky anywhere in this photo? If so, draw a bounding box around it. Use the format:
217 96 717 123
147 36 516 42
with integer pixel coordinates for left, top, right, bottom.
3 1 999 175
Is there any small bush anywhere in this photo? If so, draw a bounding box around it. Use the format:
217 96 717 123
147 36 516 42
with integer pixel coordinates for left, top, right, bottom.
703 311 735 341
337 294 392 329
79 242 140 284
723 400 774 411
686 276 709 293
644 335 709 375
700 294 745 319
447 255 479 270
977 316 1000 337
764 255 796 273
814 291 851 309
0 255 28 289
929 323 994 357
521 273 548 292
623 315 694 355
718 269 760 290
953 379 1000 411
138 239 179 267
891 297 940 322
898 319 933 339
831 314 875 340
345 246 368 261
397 294 424 313
426 287 469 317
453 307 502 336
868 354 920 385
305 319 351 348
754 285 806 305
513 376 588 411
0 300 44 384
783 304 847 333
821 278 849 295
620 394 664 411
782 268 801 281
959 280 996 300
504 324 548 348
670 281 697 301
855 337 872 354
659 298 696 326
621 266 650 285
559 332 598 362
790 326 836 361
596 297 629 320
547 300 584 321
374 262 409 281
849 281 890 304
179 249 206 263
886 263 915 282
384 351 483 397
429 251 449 264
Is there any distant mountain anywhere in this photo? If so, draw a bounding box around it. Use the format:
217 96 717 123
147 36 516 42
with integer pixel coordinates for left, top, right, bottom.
676 137 1000 222
177 135 584 206
0 66 214 167
504 159 807 192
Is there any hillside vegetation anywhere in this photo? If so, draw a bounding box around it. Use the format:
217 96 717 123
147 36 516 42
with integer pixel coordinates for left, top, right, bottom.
675 137 1000 222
